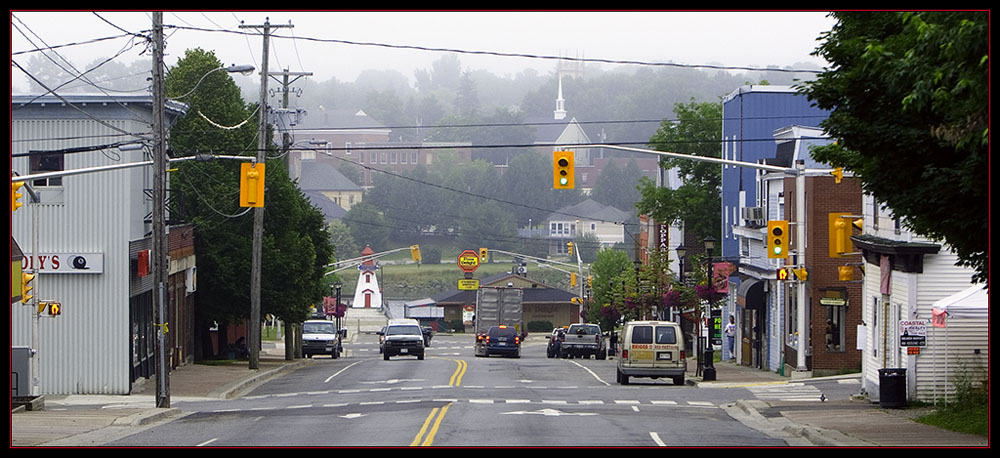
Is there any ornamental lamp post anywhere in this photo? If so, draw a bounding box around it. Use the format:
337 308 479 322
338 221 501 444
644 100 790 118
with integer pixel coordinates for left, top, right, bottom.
702 236 717 381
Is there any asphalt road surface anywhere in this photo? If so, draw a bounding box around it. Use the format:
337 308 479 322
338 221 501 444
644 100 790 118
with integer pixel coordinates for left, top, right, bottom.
106 334 790 447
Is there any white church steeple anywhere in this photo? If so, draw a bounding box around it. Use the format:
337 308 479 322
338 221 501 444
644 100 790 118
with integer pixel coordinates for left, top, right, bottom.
554 76 567 120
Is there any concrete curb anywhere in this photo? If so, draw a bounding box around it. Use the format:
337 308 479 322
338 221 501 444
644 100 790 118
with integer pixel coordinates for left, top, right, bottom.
211 359 314 400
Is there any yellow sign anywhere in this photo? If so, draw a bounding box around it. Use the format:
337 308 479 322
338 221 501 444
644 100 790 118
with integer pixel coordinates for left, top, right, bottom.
458 279 480 291
457 250 480 273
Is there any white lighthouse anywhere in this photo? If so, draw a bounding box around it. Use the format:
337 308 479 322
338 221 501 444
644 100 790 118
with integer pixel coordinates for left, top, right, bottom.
352 244 383 308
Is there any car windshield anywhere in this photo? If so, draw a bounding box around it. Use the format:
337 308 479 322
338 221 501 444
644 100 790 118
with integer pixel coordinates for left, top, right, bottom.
387 325 422 336
303 322 335 334
489 327 517 337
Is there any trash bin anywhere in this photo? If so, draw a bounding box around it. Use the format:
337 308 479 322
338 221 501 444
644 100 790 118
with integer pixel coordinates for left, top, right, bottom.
878 368 907 408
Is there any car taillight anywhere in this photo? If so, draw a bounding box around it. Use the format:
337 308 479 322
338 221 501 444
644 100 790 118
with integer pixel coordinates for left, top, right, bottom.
515 336 520 344
485 336 491 343
680 351 685 360
622 349 629 359
595 334 600 343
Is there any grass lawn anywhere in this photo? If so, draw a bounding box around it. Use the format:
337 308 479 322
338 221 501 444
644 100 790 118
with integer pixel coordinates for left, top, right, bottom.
916 403 989 437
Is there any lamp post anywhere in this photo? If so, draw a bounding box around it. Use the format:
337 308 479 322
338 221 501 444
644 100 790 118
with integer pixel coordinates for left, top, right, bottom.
702 236 717 381
675 244 686 322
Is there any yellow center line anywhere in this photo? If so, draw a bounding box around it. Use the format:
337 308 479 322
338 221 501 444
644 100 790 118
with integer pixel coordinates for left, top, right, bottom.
420 402 451 446
410 407 440 446
450 359 467 386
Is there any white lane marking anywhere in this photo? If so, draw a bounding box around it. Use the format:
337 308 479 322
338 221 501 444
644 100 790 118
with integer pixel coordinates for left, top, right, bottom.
650 432 667 447
325 361 363 384
567 360 611 386
197 438 219 447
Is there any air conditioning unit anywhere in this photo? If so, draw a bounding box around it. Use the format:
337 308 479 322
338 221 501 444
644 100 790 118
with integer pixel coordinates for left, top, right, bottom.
742 207 765 228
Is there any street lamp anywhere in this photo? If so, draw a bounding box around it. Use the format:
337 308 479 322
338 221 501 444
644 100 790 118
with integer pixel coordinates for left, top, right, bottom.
168 64 256 101
702 236 717 381
674 244 687 322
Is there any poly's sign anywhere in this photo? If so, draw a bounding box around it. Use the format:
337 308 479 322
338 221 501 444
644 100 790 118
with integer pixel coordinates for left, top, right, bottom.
457 250 480 273
22 252 104 274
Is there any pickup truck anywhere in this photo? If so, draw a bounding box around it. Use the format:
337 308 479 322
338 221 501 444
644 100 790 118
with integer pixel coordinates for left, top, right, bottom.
559 323 606 359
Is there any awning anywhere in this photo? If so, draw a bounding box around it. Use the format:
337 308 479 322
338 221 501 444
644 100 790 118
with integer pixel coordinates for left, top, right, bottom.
737 278 765 310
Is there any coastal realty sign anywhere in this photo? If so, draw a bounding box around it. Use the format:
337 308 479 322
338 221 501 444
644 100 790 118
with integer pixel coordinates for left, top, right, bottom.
22 252 104 274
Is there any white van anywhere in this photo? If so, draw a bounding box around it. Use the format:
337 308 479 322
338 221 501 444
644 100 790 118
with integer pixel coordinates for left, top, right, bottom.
616 320 686 385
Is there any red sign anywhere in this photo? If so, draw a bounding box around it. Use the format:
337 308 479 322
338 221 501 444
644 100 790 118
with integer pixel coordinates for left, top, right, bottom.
457 250 480 273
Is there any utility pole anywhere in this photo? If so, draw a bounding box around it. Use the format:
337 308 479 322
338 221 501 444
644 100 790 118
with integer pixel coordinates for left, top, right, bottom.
151 12 170 408
271 68 312 170
242 19 293 370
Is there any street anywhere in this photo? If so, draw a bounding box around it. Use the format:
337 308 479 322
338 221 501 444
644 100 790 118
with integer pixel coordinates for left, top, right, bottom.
103 333 792 447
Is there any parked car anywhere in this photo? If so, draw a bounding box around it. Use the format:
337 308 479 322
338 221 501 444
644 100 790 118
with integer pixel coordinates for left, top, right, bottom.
302 319 342 359
378 325 387 354
616 320 686 386
421 326 434 346
546 327 565 358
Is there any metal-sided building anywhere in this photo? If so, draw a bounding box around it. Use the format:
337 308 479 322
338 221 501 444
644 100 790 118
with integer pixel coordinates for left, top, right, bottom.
11 94 190 395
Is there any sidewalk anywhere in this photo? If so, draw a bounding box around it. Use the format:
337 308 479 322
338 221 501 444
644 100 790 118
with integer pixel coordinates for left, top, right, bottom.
11 341 309 447
11 341 988 447
692 359 989 447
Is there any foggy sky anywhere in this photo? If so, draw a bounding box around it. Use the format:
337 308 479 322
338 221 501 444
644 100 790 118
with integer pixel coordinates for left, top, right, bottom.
11 11 835 93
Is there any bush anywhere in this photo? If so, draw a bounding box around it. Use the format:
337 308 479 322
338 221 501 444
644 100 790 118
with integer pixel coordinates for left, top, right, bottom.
527 320 554 333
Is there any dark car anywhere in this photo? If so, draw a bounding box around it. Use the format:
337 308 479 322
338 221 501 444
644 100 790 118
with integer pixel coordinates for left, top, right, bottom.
476 325 521 358
421 326 433 346
546 327 566 358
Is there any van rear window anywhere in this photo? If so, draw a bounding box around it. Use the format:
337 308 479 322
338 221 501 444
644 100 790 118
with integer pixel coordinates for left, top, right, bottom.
632 326 653 344
655 326 677 344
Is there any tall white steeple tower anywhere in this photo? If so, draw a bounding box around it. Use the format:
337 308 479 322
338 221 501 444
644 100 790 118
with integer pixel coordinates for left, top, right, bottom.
554 75 567 120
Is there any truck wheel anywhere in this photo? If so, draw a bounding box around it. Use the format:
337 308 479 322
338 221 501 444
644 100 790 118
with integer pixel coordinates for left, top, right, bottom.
617 368 629 385
418 353 424 361
673 375 685 386
384 352 390 361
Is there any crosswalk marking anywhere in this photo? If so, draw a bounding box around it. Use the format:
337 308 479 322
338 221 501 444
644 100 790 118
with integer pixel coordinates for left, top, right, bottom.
747 383 824 401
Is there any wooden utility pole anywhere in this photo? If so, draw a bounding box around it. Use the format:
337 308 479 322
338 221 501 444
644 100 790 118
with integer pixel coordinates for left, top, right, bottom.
241 19 293 370
151 12 170 408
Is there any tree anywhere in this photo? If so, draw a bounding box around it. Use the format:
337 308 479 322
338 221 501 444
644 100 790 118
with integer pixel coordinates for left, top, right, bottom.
635 100 723 242
167 48 333 358
800 12 988 284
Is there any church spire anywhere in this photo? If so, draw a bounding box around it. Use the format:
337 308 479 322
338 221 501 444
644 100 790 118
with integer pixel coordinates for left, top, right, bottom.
554 75 567 120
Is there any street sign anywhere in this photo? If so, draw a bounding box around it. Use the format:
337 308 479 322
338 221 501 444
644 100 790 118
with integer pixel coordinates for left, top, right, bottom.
458 279 480 290
899 320 928 347
457 250 480 273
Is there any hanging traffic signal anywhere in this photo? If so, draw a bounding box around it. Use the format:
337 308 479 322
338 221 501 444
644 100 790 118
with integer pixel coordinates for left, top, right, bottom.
566 241 574 256
767 220 789 259
838 266 854 282
552 150 575 189
830 167 844 184
571 272 578 287
410 244 422 263
828 213 851 258
12 181 26 212
479 247 488 263
239 162 266 207
21 272 35 304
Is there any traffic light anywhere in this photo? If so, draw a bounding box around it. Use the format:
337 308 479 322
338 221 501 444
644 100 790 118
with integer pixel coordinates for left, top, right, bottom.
830 167 844 184
777 267 790 281
792 267 809 282
21 272 35 304
479 247 488 263
12 181 25 212
767 220 789 259
571 272 578 287
587 275 593 288
239 162 266 207
828 213 852 258
410 244 422 263
838 266 854 282
552 150 575 189
566 241 573 256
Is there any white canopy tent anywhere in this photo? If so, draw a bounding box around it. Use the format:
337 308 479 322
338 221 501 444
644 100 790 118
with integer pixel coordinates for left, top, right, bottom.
930 285 989 404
